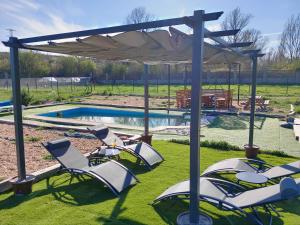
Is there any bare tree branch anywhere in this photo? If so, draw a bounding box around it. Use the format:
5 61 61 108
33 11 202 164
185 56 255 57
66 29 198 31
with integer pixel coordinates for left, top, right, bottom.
125 7 155 31
280 14 300 61
221 7 252 43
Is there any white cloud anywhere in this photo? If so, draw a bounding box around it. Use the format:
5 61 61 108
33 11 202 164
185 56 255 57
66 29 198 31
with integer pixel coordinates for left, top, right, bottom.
262 32 282 50
0 0 85 52
262 32 282 37
0 0 39 13
206 23 221 31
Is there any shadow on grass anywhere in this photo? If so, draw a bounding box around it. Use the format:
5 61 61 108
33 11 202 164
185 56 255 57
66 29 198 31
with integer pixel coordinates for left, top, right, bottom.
46 174 118 206
0 174 117 209
0 172 144 224
97 190 147 225
152 198 285 225
118 158 161 175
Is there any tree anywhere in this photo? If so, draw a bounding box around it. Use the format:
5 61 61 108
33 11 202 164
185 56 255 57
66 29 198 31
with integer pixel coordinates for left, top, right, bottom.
78 59 96 76
19 51 50 77
221 7 266 50
279 14 300 61
240 28 268 51
57 56 78 76
0 53 10 78
125 7 155 31
221 7 252 44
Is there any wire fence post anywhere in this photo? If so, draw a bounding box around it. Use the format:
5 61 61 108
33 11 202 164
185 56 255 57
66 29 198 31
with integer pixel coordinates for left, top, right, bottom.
132 79 134 93
237 63 241 105
286 76 289 96
57 80 59 96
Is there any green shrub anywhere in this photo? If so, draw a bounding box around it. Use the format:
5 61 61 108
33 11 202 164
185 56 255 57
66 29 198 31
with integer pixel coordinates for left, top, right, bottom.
35 126 46 131
20 90 33 106
170 139 294 158
260 150 293 158
68 129 76 133
201 140 241 151
43 154 54 161
170 139 190 145
55 95 66 102
25 136 41 142
30 98 43 105
169 139 242 151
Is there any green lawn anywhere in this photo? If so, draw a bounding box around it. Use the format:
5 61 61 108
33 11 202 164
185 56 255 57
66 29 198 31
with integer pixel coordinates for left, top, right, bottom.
1 84 299 113
0 141 299 225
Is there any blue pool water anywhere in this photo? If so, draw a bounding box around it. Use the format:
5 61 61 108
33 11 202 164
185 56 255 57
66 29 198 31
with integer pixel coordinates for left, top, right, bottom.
39 107 192 128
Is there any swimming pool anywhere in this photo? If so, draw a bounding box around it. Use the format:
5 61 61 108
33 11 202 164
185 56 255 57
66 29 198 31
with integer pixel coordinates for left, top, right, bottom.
39 107 193 128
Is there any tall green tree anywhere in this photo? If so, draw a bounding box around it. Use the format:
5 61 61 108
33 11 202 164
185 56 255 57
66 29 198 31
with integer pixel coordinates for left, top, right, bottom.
78 59 96 76
19 51 50 77
57 56 78 76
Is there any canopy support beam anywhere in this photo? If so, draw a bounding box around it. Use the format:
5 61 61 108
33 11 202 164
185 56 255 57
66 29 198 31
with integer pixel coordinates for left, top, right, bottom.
3 12 222 46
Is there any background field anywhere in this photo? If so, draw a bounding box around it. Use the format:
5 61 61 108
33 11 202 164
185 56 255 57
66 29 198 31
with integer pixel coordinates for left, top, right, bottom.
1 84 299 114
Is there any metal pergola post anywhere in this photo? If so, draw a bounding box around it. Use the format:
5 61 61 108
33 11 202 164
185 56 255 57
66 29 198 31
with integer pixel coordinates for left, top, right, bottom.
190 10 205 224
168 64 171 110
227 63 231 109
144 64 149 136
184 64 188 90
237 63 241 105
248 55 258 147
9 37 26 180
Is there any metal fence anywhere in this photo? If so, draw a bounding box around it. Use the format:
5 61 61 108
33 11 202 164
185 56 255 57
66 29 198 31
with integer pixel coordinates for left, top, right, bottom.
0 77 92 89
0 70 299 90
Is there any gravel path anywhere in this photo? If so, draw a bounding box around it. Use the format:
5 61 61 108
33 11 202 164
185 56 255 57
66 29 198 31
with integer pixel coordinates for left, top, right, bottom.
0 123 101 180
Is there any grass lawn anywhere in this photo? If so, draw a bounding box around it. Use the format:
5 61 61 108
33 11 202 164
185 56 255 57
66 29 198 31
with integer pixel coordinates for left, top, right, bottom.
0 140 299 225
1 84 300 113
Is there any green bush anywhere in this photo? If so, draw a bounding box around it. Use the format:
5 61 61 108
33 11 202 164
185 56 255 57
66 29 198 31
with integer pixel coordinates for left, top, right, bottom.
55 95 66 102
35 126 46 131
43 154 54 161
30 98 43 105
169 139 242 151
20 90 33 106
260 150 293 158
25 136 41 142
169 139 293 158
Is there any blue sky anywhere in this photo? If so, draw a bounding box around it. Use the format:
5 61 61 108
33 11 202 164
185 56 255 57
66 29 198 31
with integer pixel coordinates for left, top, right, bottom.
0 0 299 52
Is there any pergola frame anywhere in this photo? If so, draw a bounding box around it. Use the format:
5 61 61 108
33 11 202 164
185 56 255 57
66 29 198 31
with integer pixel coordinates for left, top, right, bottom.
3 9 262 224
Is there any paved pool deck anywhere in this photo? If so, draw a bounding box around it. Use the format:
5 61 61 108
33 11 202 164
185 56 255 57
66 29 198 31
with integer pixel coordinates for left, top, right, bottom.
1 104 299 157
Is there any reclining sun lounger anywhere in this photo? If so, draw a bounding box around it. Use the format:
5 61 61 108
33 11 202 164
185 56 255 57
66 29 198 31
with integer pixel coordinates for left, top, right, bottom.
0 100 13 113
202 158 300 181
153 177 300 225
87 125 164 170
42 138 138 196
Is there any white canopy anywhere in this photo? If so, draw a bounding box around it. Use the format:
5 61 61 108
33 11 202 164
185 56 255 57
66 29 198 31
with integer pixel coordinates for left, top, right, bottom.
26 27 249 65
